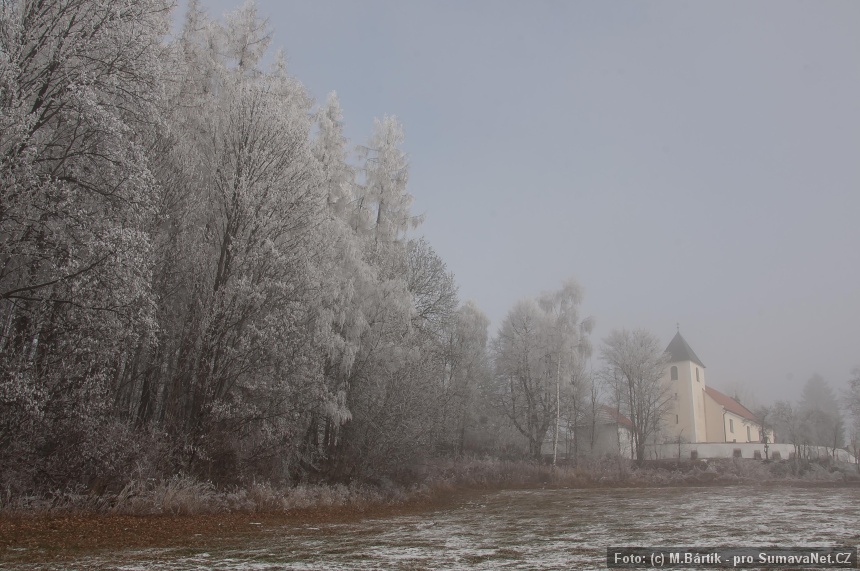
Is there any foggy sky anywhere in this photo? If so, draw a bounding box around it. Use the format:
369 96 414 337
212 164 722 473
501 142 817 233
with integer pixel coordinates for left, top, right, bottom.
188 0 860 404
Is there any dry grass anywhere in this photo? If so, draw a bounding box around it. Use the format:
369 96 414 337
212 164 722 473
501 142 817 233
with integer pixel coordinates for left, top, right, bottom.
2 455 856 517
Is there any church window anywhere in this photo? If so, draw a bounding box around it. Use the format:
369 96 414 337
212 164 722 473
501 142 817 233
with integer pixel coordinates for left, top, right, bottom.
747 426 751 441
675 414 679 424
696 368 700 382
670 366 678 381
729 419 734 433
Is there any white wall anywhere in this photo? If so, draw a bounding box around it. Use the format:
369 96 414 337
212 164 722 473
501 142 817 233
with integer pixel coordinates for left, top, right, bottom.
646 442 857 463
662 360 708 443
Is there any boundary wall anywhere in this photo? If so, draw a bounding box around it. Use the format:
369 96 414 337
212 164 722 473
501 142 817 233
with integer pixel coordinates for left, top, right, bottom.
645 442 857 463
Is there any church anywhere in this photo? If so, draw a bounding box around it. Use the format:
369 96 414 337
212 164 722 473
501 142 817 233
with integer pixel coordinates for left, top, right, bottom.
661 332 768 444
548 330 775 460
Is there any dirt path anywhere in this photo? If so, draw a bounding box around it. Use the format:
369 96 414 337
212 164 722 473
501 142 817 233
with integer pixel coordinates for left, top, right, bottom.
0 493 466 557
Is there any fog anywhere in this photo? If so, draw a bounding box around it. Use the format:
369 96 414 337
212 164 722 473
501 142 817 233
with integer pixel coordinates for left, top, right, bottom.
189 0 858 404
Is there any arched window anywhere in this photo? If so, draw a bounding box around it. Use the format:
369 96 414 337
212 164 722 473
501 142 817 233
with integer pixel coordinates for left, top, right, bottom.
696 368 700 382
670 366 678 381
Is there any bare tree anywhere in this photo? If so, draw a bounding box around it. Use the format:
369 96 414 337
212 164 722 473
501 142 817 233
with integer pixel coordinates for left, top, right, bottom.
600 329 671 466
844 367 860 469
773 400 807 461
451 302 491 455
492 280 591 460
799 375 843 458
560 360 592 461
750 405 775 459
492 300 553 458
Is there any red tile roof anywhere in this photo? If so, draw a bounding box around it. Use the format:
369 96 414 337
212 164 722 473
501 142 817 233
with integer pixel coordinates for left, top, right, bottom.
705 386 759 423
574 405 634 429
599 405 634 429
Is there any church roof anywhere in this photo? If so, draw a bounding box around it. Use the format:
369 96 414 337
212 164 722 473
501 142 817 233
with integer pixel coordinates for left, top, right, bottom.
665 332 705 367
705 386 759 423
574 405 633 429
599 405 634 429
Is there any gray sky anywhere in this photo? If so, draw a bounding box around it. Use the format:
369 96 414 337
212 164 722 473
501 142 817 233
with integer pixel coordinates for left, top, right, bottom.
188 0 860 403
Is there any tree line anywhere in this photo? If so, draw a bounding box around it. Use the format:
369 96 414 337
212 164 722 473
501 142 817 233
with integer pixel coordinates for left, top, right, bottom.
757 373 860 464
2 1 858 500
0 0 666 494
0 0 503 496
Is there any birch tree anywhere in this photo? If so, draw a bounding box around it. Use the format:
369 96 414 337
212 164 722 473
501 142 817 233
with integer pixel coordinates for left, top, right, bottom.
537 280 593 464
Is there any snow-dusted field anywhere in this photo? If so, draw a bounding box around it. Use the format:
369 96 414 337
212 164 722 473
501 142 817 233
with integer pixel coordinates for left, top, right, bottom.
6 487 860 570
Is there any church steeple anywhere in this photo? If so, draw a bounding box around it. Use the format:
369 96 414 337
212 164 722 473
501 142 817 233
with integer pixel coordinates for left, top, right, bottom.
665 331 705 368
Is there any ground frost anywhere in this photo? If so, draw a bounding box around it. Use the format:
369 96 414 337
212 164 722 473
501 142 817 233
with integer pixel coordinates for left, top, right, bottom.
4 487 859 570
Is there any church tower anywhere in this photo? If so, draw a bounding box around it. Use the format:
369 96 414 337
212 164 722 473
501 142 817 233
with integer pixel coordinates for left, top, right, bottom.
663 331 708 443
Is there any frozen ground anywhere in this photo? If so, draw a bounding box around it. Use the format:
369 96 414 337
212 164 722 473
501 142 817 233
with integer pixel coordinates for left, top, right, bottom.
4 486 859 570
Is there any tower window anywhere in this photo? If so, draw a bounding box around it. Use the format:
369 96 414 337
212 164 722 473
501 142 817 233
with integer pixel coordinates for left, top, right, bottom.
670 366 678 381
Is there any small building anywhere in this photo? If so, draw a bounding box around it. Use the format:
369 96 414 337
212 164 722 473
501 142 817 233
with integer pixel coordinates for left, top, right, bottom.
544 405 634 460
582 405 634 459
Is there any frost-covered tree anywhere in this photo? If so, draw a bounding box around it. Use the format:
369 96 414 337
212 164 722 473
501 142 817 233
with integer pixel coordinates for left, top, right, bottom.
0 0 170 492
298 90 361 472
406 238 458 339
600 329 671 466
88 1 335 484
846 368 860 469
151 4 331 481
751 405 775 445
492 299 548 458
556 357 595 460
322 233 457 482
357 116 422 244
441 301 491 455
304 111 454 482
492 280 592 459
1 0 477 496
798 374 843 456
314 92 354 216
773 400 808 460
538 280 593 464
